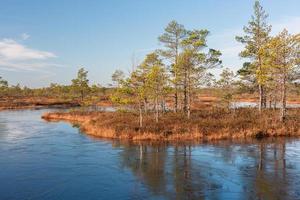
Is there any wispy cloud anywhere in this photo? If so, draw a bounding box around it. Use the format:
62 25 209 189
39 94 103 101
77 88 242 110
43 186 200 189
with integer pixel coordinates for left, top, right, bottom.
0 38 61 73
20 33 30 40
0 39 56 61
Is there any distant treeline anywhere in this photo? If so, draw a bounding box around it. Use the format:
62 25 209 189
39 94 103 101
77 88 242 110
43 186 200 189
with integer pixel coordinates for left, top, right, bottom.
0 69 110 104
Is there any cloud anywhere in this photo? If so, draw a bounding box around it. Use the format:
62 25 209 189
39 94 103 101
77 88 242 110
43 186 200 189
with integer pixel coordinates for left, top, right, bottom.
21 33 30 40
0 38 61 73
0 39 56 61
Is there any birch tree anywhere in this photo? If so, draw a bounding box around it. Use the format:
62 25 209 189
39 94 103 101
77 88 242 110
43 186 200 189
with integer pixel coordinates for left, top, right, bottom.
125 53 162 127
217 68 236 109
146 64 168 123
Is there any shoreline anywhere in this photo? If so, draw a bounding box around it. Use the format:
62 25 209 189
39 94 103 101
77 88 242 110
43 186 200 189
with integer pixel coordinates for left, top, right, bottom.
0 97 81 111
0 97 115 111
42 108 300 142
0 103 81 111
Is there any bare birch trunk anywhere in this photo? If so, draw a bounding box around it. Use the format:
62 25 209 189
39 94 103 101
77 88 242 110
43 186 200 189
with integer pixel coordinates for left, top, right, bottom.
187 67 191 120
161 99 166 113
174 40 179 113
174 88 178 113
280 76 287 122
139 101 143 128
155 96 159 123
263 93 267 108
81 90 84 102
259 84 263 112
144 98 148 113
258 54 266 111
187 92 191 120
183 70 188 113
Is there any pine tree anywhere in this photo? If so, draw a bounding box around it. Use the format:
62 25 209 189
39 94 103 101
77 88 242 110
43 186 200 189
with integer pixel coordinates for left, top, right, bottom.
236 0 271 112
71 68 90 102
259 30 300 121
159 20 186 112
178 29 222 118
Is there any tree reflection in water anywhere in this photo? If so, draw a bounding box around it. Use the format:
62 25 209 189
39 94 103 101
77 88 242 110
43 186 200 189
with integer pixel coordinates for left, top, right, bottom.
112 139 300 200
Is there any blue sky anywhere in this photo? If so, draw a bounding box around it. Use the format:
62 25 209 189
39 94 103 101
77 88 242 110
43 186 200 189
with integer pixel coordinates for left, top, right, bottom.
0 0 300 87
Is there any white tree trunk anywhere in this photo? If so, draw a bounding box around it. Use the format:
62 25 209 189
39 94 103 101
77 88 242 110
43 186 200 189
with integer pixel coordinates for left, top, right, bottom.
139 101 143 128
280 76 287 122
155 97 159 123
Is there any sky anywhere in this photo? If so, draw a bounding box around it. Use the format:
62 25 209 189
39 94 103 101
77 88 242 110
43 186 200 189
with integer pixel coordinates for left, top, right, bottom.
0 0 300 88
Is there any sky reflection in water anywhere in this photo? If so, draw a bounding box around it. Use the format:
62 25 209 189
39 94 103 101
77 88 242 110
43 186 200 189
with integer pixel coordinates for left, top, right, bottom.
0 109 300 200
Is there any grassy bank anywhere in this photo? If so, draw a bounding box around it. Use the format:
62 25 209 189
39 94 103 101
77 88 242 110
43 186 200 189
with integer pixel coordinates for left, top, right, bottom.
42 108 300 141
0 97 80 110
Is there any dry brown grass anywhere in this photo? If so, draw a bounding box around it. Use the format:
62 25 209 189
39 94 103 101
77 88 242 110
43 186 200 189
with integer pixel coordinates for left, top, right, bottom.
42 107 300 142
0 96 79 110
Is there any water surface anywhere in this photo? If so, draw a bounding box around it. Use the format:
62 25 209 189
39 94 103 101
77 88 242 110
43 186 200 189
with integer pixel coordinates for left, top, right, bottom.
231 101 300 108
0 109 300 200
